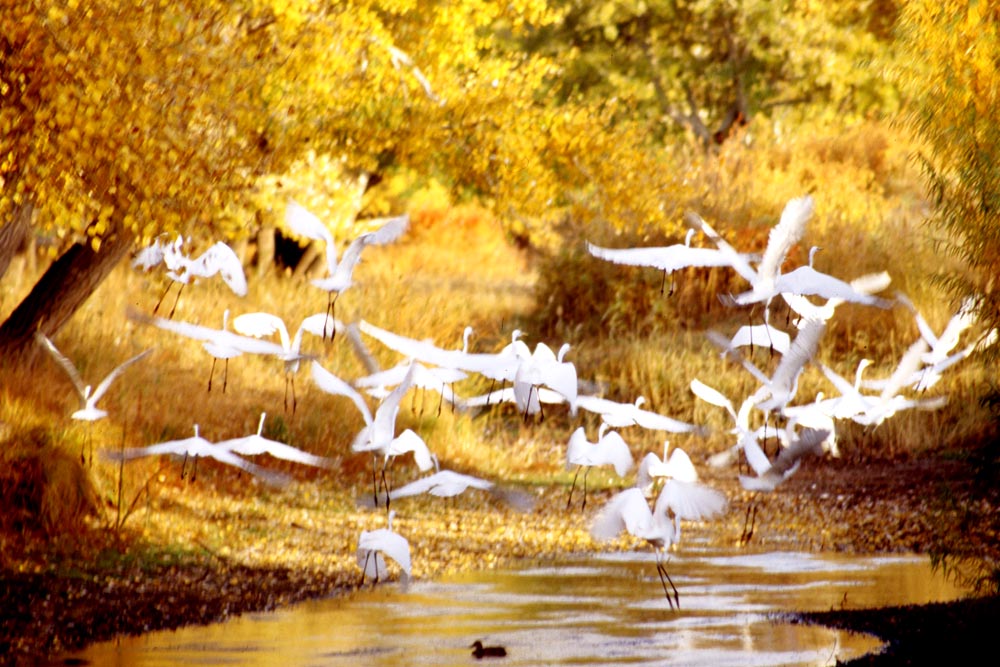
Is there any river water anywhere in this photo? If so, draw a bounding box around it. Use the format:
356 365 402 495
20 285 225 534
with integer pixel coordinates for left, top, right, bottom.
69 548 967 666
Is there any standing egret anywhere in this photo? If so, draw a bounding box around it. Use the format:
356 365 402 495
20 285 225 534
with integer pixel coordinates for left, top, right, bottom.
285 200 408 339
35 332 153 464
565 424 634 510
357 510 412 586
232 311 339 413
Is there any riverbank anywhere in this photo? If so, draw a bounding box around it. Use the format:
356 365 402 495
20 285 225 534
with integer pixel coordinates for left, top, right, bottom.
2 450 997 665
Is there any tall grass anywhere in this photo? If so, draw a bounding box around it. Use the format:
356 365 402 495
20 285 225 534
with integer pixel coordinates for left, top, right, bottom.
0 118 993 552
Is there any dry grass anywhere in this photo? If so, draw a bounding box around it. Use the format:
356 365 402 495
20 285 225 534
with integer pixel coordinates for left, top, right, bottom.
0 119 995 591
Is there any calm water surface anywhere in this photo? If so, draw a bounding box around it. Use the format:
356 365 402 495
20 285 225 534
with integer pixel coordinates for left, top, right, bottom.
70 548 967 666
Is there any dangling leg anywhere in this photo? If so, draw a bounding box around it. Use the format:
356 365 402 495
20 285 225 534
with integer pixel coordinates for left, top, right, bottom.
380 458 393 512
222 358 229 393
371 454 380 508
581 468 591 510
668 271 676 297
208 358 218 392
152 282 172 316
566 466 581 509
659 270 667 295
167 283 185 319
181 452 189 480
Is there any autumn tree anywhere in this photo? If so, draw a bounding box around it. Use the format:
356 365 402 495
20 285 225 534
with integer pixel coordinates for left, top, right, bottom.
895 0 1000 361
2 0 705 363
522 0 900 147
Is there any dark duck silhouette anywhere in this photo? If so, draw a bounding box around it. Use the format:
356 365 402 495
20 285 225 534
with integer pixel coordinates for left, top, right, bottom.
470 640 507 659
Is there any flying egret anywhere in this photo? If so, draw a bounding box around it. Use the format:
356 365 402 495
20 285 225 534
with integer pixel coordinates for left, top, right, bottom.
132 235 247 318
358 320 529 384
309 360 374 425
215 412 334 469
575 394 706 435
104 424 290 487
512 341 578 420
565 424 634 510
357 510 412 586
285 199 409 339
354 360 468 416
738 427 832 492
586 228 760 295
232 311 339 413
202 310 242 392
35 332 153 464
380 463 535 512
686 196 813 310
351 363 418 507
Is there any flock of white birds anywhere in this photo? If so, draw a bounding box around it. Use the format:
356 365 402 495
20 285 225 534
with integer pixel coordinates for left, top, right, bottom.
36 195 994 605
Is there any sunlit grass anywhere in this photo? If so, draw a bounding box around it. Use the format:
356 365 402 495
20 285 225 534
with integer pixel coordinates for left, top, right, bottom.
2 121 996 590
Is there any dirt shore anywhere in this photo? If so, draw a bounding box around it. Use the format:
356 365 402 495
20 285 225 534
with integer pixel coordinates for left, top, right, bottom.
2 451 997 666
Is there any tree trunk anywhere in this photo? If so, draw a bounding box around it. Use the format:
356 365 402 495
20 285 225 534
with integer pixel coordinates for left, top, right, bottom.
0 220 134 365
0 199 33 280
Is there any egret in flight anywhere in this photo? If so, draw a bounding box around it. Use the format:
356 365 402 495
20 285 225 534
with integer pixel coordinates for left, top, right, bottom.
35 332 153 464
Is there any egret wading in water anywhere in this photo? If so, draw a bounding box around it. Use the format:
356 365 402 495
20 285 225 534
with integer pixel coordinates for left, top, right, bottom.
35 332 153 464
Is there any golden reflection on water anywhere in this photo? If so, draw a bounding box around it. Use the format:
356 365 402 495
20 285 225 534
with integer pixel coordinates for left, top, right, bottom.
71 550 967 667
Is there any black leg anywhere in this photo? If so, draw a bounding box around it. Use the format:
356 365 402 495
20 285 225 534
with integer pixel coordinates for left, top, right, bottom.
167 283 185 319
566 467 581 509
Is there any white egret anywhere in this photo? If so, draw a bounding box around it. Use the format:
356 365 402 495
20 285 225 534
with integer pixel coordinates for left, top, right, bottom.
575 394 705 435
351 363 418 507
738 427 831 492
565 424 635 509
723 323 791 356
586 228 759 295
232 311 339 413
356 510 411 586
687 196 813 310
358 320 528 384
309 360 374 425
379 459 535 512
591 480 725 609
104 424 290 487
354 360 468 416
512 341 578 420
133 235 247 318
35 332 153 464
285 200 408 339
215 412 334 468
203 310 242 392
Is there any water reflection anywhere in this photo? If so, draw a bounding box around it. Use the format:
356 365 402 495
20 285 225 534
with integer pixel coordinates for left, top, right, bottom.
71 549 966 666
